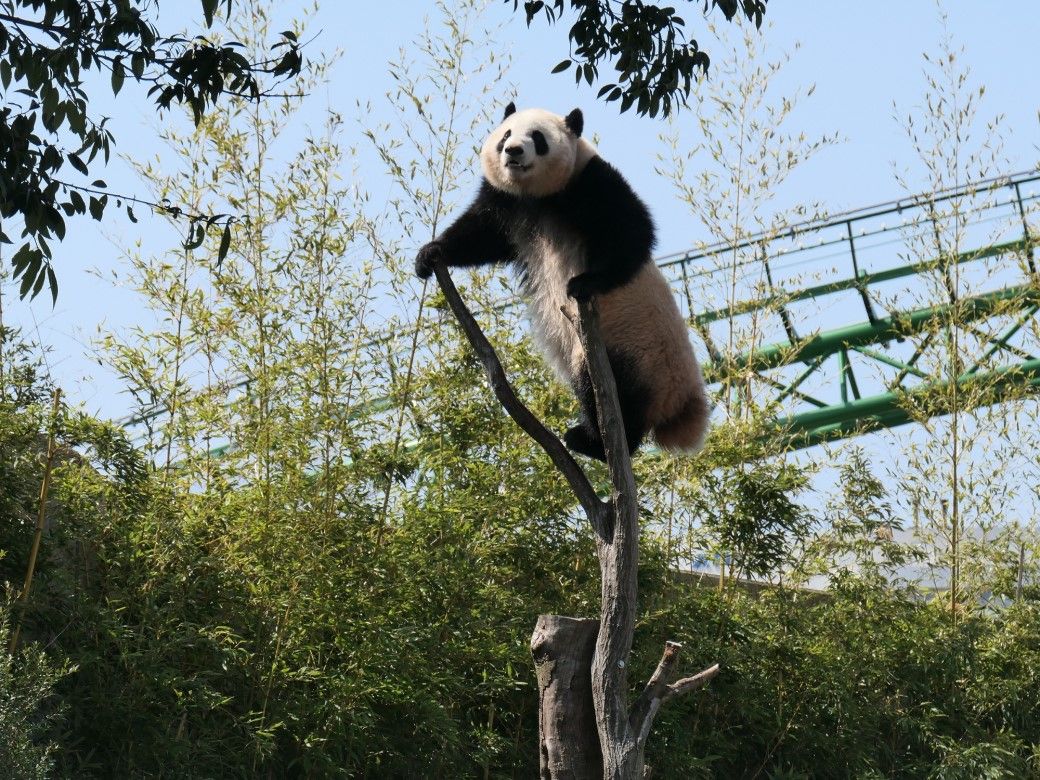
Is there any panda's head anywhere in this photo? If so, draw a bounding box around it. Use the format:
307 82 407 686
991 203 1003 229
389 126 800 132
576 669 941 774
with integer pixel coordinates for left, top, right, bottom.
480 103 596 197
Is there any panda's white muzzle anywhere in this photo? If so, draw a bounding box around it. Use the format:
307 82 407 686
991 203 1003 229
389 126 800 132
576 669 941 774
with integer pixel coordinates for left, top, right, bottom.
503 143 532 172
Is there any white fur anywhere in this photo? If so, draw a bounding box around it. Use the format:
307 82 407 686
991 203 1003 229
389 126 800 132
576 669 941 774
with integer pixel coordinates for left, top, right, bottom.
481 109 596 197
524 250 704 433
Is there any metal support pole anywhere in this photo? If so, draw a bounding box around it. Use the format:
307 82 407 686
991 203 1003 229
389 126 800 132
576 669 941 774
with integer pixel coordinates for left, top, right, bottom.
1013 181 1037 275
760 243 799 345
846 220 882 328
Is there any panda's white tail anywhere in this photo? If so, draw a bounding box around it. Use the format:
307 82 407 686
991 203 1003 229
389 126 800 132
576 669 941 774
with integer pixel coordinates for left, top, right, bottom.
653 390 709 453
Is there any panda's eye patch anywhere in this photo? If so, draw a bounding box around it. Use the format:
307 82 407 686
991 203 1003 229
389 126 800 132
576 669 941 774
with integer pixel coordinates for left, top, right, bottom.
496 129 512 153
531 130 549 156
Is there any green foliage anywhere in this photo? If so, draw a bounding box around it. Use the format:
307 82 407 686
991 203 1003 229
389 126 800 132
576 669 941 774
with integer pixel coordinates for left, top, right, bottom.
0 611 66 780
0 0 302 300
518 0 766 117
685 418 815 581
4 323 1040 775
641 582 1040 779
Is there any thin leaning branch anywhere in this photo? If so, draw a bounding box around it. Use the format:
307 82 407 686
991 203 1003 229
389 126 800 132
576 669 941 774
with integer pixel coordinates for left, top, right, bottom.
667 663 721 700
430 262 608 530
629 641 683 733
52 178 235 226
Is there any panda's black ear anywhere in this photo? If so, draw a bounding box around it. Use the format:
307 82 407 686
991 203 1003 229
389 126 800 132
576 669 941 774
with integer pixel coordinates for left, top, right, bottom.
565 108 583 137
503 101 516 120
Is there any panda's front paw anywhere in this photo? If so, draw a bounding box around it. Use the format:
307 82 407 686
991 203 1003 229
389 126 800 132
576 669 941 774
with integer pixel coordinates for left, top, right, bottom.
566 273 599 301
415 241 444 279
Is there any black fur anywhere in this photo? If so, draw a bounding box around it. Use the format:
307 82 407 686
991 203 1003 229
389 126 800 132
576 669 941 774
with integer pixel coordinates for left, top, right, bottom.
415 136 657 460
531 130 549 155
503 101 516 119
565 108 583 137
416 157 655 292
566 349 651 462
414 180 519 278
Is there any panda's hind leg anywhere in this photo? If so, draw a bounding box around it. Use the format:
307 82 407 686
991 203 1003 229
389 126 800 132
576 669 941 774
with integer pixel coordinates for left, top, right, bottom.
563 423 606 462
566 351 650 462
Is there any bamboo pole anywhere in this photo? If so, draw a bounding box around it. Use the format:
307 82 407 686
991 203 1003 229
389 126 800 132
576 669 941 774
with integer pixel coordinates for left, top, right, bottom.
9 388 61 654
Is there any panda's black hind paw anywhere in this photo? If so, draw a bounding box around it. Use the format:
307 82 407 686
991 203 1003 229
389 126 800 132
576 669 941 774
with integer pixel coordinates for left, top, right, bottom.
566 272 601 302
563 425 606 462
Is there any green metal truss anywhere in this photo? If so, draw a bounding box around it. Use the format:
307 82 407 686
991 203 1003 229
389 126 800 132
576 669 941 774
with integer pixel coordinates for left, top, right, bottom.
664 170 1040 451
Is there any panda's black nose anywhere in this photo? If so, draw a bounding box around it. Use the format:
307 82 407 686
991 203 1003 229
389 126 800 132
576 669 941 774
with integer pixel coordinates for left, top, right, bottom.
504 145 523 157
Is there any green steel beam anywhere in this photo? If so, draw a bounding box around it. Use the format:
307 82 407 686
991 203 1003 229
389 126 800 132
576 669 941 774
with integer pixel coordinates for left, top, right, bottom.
849 345 929 380
703 283 1040 383
772 357 1040 450
694 236 1035 326
753 371 829 409
774 356 826 405
963 315 1038 372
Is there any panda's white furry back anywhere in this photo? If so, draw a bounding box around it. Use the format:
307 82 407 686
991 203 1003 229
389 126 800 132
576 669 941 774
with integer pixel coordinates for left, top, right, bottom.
415 103 708 461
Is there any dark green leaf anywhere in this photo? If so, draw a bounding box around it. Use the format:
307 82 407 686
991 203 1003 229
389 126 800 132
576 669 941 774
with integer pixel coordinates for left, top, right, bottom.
184 222 206 251
18 261 38 299
68 154 89 175
31 265 46 299
47 266 58 304
217 224 231 267
111 58 125 95
202 0 219 26
11 243 33 272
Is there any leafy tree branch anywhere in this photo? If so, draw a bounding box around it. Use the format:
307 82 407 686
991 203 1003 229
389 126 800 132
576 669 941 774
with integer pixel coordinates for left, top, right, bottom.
515 0 766 117
0 0 302 300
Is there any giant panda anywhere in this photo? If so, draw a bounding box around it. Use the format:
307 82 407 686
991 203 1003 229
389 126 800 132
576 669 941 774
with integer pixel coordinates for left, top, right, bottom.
415 102 708 462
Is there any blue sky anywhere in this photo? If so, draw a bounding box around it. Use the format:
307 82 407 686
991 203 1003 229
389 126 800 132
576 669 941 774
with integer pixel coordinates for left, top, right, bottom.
3 0 1039 423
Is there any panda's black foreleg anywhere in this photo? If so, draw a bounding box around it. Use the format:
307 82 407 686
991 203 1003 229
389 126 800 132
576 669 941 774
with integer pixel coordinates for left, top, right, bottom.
565 352 649 462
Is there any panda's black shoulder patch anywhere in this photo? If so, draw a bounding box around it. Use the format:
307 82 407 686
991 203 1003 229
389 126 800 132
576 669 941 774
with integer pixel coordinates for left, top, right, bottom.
560 157 655 248
543 154 658 293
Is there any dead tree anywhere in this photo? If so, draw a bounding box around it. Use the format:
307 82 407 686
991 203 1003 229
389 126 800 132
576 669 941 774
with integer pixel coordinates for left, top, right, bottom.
431 262 719 779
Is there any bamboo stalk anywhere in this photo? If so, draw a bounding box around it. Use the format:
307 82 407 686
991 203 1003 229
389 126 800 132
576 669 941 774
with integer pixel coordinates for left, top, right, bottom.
9 387 61 654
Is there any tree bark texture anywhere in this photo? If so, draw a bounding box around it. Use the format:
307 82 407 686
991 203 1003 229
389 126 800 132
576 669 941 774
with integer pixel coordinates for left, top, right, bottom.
575 298 645 778
531 616 601 779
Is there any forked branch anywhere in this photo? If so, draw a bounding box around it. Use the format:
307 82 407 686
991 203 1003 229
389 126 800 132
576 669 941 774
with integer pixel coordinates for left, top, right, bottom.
431 262 718 778
631 641 720 746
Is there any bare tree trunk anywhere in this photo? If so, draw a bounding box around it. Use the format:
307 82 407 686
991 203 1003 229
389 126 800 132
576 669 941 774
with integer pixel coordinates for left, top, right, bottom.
531 616 601 778
569 300 642 776
432 264 719 779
